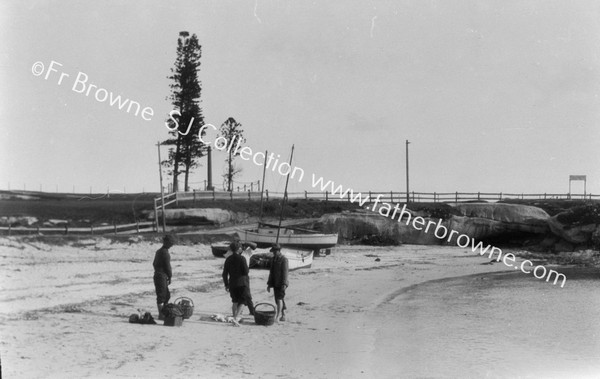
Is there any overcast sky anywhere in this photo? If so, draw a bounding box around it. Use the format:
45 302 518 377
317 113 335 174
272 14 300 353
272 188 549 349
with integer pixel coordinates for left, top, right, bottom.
1 0 599 196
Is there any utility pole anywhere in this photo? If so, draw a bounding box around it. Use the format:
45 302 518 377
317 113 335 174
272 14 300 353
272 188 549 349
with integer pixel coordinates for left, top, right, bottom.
207 145 213 190
405 140 410 204
157 142 167 233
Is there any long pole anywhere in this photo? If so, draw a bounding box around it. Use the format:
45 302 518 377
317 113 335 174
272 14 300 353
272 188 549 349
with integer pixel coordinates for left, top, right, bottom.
276 145 294 243
157 142 166 233
207 145 213 190
258 150 268 225
406 140 410 204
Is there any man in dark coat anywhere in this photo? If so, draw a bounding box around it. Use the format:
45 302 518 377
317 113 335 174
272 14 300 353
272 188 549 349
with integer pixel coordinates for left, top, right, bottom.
267 243 289 322
153 234 174 320
222 241 255 321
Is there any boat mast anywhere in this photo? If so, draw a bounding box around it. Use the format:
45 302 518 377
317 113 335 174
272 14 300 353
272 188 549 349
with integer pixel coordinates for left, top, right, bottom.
257 150 268 225
276 145 294 243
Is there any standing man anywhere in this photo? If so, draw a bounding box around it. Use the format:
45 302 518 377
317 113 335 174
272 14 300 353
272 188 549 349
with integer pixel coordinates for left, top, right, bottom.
153 234 175 320
222 241 255 322
267 243 289 322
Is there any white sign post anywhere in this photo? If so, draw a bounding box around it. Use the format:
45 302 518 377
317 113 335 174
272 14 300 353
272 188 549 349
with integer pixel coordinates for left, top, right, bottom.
568 175 587 199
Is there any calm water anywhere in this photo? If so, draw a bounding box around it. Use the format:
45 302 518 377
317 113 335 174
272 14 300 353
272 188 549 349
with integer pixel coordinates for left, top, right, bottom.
371 269 600 378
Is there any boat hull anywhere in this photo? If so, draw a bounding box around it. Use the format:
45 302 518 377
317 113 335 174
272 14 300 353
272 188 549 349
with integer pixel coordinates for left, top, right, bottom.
236 229 338 249
245 248 313 271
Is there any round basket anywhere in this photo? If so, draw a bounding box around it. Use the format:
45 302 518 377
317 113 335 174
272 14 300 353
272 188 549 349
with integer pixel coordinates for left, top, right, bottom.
174 297 194 319
253 303 276 326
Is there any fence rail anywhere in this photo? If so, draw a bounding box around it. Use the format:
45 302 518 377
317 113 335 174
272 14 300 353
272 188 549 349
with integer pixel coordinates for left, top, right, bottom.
171 189 598 205
0 221 156 235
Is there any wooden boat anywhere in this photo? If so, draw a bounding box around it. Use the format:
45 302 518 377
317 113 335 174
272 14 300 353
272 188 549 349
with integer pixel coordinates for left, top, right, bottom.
245 248 314 271
236 228 337 249
283 248 314 271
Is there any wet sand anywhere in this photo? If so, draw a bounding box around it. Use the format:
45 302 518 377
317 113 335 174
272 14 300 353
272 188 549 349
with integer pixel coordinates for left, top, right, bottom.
0 237 595 378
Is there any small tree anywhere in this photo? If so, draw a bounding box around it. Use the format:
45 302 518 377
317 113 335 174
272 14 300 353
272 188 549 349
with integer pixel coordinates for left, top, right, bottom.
222 163 243 191
219 117 246 192
162 31 205 192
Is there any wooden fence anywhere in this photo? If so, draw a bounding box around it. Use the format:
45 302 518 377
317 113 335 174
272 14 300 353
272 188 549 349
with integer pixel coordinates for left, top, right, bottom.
170 189 599 205
0 221 156 236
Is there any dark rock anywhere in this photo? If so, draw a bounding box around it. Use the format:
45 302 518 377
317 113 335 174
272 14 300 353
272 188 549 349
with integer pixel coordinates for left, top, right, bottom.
548 216 597 244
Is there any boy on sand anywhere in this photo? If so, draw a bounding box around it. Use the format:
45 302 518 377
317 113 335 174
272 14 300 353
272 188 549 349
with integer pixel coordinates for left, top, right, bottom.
267 243 289 322
153 234 174 320
222 241 255 322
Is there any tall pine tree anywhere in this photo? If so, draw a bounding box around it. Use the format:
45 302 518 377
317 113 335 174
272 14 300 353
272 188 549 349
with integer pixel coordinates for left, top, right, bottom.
162 31 205 192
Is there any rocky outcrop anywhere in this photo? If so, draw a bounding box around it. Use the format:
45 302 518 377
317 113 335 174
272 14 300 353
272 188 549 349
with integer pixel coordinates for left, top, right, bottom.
318 211 440 245
149 208 250 226
318 211 403 244
450 203 550 234
548 219 597 245
318 203 553 246
547 204 600 245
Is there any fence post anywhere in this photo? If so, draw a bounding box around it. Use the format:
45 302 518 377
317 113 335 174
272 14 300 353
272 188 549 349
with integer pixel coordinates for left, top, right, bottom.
325 191 328 203
499 192 502 200
230 191 233 201
153 199 158 232
114 223 117 235
65 225 68 235
136 221 140 234
193 190 196 206
91 225 94 235
390 191 393 203
348 192 351 202
455 192 458 203
248 190 251 201
265 190 269 201
412 191 415 202
544 193 546 199
305 190 308 200
212 188 216 201
433 192 437 202
477 192 480 201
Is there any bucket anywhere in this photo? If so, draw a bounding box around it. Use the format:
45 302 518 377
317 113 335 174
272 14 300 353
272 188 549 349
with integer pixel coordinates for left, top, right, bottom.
253 303 276 326
174 297 194 319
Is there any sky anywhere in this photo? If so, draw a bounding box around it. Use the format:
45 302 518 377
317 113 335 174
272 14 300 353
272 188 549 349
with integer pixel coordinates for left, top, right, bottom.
1 0 599 196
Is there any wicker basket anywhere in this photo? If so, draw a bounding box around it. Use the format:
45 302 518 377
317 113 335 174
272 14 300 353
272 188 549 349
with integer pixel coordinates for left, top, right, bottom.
174 297 194 319
253 303 276 326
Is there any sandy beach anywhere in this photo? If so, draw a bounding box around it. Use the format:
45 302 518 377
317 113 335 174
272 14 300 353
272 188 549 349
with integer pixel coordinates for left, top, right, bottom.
0 236 598 378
